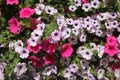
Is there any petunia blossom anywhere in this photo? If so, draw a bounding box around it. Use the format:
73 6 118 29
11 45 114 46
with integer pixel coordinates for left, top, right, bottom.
29 56 43 68
27 42 42 54
104 43 119 56
82 0 89 3
42 38 58 53
43 53 56 65
9 25 19 34
19 7 35 18
8 17 20 34
61 43 74 58
6 0 19 5
107 36 118 46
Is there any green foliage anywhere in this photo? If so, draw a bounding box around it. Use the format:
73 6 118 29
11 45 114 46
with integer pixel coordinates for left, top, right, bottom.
2 50 20 77
44 20 58 39
117 2 120 13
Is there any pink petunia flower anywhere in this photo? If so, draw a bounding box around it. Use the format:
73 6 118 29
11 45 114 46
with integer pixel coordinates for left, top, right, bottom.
27 42 42 54
29 56 43 68
104 43 119 57
82 0 89 3
31 18 37 30
61 43 74 58
8 17 20 26
42 39 58 53
19 7 35 18
43 53 56 65
9 25 19 34
8 17 20 34
107 36 118 46
111 62 120 71
6 0 19 5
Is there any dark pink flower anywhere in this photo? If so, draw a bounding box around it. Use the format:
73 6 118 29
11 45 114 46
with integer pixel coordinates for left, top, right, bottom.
61 43 74 58
29 56 43 68
9 25 19 34
111 62 120 71
43 53 56 65
31 18 37 30
8 17 20 34
42 39 58 53
107 36 118 46
19 7 35 18
6 0 19 5
82 0 89 3
27 42 42 54
8 17 20 26
104 43 119 57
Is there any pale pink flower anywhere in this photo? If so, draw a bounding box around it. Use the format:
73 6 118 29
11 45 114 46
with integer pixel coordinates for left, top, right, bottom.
6 0 19 5
61 43 74 58
19 7 35 18
104 43 119 56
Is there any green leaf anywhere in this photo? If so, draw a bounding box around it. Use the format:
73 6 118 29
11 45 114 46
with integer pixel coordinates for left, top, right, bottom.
0 17 6 26
117 2 120 12
44 21 58 38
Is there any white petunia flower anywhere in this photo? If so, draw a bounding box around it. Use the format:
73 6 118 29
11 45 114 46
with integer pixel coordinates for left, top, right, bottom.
114 69 120 79
67 36 78 45
69 5 77 12
34 4 45 15
19 48 29 59
51 29 61 42
72 19 81 29
8 42 15 49
91 0 100 9
97 69 105 79
79 34 87 42
81 49 93 60
33 73 41 80
82 3 91 12
66 18 74 25
37 23 46 31
68 64 78 73
0 72 5 80
14 62 27 77
45 6 57 15
74 0 82 6
62 28 71 40
27 37 38 47
14 40 23 53
72 28 80 36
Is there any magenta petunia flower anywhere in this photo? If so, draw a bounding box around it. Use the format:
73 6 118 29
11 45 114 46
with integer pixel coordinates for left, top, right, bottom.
8 17 20 34
9 25 19 34
82 0 89 3
27 42 42 54
107 36 118 46
8 17 20 26
104 43 119 57
29 56 43 68
19 7 35 18
6 0 19 5
42 38 58 53
111 62 120 71
43 53 56 65
61 43 74 58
